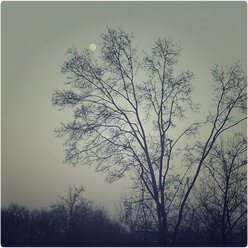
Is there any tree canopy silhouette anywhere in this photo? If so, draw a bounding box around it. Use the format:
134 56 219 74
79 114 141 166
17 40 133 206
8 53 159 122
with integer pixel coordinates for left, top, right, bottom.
52 28 246 246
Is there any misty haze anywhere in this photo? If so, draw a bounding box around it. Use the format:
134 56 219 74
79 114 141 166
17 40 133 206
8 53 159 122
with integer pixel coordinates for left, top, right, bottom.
1 2 247 247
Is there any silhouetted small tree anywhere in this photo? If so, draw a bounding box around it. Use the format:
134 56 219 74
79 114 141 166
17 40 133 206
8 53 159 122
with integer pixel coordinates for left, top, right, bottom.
1 204 30 246
194 133 247 246
50 186 91 245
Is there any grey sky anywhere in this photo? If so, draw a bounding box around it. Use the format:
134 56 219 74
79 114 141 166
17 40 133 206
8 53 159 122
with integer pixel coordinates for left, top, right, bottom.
2 2 246 214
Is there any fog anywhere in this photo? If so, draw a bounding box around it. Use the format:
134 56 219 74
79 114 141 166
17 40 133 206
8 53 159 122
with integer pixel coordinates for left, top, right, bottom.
2 1 246 215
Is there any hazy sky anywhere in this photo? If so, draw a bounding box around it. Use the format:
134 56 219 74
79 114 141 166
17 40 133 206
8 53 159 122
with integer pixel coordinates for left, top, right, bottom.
2 2 246 214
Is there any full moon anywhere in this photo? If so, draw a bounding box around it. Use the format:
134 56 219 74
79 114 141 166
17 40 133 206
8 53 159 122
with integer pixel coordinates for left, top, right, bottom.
89 43 96 51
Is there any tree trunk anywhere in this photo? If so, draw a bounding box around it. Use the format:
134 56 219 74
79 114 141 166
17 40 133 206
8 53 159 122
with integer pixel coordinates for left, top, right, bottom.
157 203 168 246
161 212 168 246
221 227 226 246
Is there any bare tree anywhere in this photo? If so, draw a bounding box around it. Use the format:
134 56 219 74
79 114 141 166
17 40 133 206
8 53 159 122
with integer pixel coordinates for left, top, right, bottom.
51 186 91 245
194 133 247 246
171 63 247 245
1 204 30 246
52 28 246 246
118 176 158 246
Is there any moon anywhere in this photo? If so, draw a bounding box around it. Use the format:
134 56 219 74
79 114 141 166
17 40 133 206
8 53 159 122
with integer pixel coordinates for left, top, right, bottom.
89 43 96 51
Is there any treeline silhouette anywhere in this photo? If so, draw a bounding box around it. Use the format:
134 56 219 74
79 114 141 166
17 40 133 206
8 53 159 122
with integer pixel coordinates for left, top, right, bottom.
1 186 129 247
1 203 129 247
1 185 247 247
